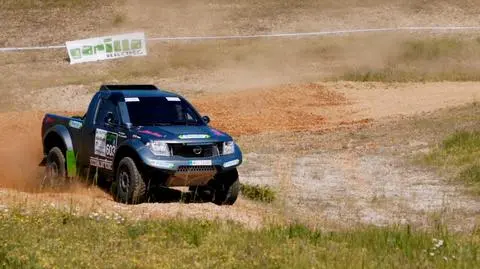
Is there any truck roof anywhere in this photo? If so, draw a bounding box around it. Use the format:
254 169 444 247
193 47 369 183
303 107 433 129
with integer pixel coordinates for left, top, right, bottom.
99 84 180 99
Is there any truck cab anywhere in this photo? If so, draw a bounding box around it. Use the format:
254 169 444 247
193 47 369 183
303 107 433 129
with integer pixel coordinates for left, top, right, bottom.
42 85 242 205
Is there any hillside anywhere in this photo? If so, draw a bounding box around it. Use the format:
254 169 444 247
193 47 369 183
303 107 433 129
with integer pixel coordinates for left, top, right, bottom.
0 1 479 267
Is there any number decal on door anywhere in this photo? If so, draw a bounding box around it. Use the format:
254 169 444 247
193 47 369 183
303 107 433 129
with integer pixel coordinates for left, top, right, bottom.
94 129 118 158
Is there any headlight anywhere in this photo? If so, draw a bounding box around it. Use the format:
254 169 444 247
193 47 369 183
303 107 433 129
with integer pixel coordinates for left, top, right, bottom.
223 141 235 155
146 141 170 156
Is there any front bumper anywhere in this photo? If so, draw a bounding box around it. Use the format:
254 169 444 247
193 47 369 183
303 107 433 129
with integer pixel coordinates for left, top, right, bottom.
138 145 242 186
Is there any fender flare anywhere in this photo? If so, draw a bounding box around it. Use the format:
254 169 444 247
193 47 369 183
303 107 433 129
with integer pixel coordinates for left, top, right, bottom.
43 125 77 177
112 139 147 171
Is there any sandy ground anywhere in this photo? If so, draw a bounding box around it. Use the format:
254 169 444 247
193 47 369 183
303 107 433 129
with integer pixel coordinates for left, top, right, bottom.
331 82 480 120
0 81 479 230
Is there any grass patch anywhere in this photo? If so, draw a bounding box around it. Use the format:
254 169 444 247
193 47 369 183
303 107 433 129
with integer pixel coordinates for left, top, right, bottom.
421 131 480 193
0 208 479 268
423 131 480 167
338 68 480 82
335 37 480 82
240 183 276 203
401 38 464 61
458 164 480 187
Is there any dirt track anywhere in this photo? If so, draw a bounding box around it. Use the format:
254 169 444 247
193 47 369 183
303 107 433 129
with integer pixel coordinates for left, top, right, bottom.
1 0 480 230
0 81 479 229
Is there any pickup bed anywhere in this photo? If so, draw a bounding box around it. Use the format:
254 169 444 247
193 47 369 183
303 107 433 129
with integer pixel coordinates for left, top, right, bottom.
41 85 242 205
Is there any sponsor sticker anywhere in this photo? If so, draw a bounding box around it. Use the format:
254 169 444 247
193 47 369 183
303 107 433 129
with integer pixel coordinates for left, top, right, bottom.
125 97 140 102
188 160 212 166
94 129 107 156
139 130 165 138
89 156 113 170
94 129 118 158
68 120 83 129
179 134 210 139
210 128 226 136
166 97 181 102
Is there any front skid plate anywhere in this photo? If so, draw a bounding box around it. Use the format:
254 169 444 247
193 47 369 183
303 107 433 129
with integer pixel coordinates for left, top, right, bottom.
165 166 217 186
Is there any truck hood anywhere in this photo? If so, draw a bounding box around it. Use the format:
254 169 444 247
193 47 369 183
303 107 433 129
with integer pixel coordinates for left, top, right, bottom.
135 125 232 142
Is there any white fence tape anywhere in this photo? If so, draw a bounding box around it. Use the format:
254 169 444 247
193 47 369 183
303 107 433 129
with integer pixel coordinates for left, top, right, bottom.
149 26 480 41
0 45 66 51
1 26 480 52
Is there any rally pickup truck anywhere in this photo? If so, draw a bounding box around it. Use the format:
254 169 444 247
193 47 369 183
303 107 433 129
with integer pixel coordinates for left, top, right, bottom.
41 85 242 205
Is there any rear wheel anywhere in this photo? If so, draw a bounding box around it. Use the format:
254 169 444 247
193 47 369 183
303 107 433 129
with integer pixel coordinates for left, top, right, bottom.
211 168 240 206
43 147 67 189
112 157 146 204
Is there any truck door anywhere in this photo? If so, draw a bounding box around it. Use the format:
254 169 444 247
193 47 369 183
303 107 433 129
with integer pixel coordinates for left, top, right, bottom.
86 98 121 175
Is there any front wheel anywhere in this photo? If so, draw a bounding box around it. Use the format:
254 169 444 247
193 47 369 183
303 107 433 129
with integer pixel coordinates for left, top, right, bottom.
112 157 146 204
211 169 240 206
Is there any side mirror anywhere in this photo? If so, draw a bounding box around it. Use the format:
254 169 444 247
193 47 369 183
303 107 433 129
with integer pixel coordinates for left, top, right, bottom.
202 115 210 124
104 112 114 125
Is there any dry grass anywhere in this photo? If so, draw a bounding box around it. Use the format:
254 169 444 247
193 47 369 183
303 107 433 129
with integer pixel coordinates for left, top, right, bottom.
2 34 480 102
1 0 480 98
336 37 480 82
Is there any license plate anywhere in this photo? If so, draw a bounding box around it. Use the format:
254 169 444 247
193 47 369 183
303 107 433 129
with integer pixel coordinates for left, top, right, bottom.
188 160 212 166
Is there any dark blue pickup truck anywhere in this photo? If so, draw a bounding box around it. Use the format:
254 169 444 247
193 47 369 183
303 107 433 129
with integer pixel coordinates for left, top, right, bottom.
41 85 242 205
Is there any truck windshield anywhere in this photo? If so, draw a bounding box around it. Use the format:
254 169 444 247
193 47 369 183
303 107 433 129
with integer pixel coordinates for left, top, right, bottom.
124 97 204 126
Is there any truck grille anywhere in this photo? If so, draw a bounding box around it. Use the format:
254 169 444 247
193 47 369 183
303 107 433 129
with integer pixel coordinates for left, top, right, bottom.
170 143 220 158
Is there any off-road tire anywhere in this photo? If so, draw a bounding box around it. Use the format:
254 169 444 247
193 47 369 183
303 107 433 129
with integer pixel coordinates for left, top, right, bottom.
43 147 67 188
113 157 146 204
211 168 240 206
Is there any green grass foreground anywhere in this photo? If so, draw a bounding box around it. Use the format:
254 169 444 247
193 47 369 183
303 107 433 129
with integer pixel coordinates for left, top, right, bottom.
0 209 478 268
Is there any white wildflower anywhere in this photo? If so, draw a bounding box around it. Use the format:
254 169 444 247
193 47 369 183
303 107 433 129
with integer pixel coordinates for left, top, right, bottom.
435 239 444 248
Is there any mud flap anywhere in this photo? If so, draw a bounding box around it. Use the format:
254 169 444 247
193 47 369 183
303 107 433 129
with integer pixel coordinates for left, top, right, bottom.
66 150 77 177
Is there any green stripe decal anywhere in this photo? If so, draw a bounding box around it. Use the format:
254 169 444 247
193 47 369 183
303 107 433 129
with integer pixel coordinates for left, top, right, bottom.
66 150 77 177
